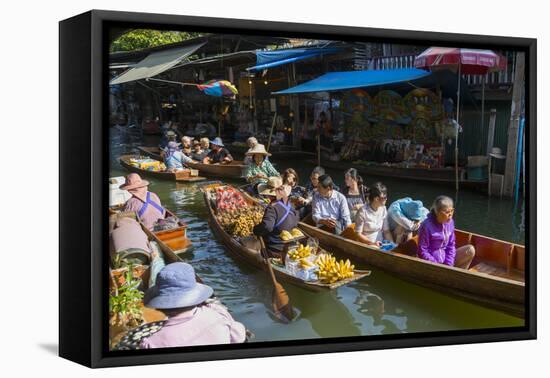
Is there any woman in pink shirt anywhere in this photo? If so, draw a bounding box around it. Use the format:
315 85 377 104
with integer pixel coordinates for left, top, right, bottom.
140 262 246 349
120 173 165 230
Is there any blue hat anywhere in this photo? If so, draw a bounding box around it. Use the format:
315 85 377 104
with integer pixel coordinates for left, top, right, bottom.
401 199 427 221
144 262 213 309
210 137 224 147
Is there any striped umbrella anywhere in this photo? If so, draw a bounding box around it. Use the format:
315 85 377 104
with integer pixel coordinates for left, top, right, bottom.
414 47 507 191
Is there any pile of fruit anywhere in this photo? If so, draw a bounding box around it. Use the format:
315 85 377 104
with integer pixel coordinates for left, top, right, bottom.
215 186 247 212
287 244 312 260
280 228 304 241
315 254 355 284
218 205 264 238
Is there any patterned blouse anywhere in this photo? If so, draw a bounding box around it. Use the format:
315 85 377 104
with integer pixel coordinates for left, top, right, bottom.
245 159 280 184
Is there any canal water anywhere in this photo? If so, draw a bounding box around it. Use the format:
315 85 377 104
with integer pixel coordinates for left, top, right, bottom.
110 128 524 343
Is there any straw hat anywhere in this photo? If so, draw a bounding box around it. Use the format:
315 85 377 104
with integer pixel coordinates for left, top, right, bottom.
246 143 271 156
119 173 149 191
257 176 284 197
489 147 505 159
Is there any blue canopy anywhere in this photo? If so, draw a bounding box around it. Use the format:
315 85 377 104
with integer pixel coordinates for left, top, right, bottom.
273 68 431 94
247 48 341 71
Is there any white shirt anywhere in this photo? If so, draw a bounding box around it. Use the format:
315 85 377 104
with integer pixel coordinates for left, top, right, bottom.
355 204 390 243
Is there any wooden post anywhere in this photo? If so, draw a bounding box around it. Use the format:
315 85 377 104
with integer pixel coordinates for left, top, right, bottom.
488 157 492 197
455 63 462 192
503 52 525 197
487 109 497 197
266 112 277 152
486 109 497 155
291 63 300 149
480 75 485 154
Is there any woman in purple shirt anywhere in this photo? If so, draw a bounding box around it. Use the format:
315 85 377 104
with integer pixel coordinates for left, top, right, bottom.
417 195 475 269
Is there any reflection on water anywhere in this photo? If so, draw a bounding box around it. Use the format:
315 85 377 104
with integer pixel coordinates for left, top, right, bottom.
110 128 524 343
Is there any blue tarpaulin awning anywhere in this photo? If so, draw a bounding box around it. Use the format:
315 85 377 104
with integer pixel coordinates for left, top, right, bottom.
273 68 431 95
247 47 341 71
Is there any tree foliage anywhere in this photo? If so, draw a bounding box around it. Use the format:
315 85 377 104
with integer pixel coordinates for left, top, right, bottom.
110 29 204 52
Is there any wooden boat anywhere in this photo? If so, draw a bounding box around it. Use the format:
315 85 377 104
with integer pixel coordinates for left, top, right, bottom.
109 211 196 349
227 144 316 159
298 218 525 316
136 146 163 161
188 160 246 179
109 205 192 257
201 183 370 291
313 159 487 190
119 155 206 182
140 207 193 256
136 146 246 179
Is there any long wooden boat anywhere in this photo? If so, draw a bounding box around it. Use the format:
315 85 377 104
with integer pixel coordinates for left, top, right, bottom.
188 160 246 179
119 155 206 182
136 146 163 161
298 218 525 316
313 159 487 190
109 211 209 349
109 205 193 257
201 184 370 291
228 144 316 159
136 146 246 179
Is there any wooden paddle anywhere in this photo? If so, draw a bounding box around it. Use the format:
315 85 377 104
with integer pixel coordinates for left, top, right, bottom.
259 237 294 323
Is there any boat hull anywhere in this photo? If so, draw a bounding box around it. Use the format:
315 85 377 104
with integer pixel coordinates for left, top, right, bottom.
298 221 525 317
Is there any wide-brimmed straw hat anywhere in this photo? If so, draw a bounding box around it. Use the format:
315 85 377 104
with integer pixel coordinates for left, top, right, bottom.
119 173 149 191
144 262 213 310
257 176 288 197
210 137 225 147
489 147 506 159
246 143 271 156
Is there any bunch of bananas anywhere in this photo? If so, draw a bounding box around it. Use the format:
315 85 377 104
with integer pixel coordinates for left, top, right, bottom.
315 254 355 283
298 257 315 270
287 244 312 260
291 228 304 238
280 228 304 241
280 230 293 241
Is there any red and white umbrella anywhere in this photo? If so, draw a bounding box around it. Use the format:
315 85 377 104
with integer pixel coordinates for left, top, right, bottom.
414 47 507 191
415 47 507 75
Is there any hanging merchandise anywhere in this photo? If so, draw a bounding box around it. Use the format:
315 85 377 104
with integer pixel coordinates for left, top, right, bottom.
404 88 443 121
373 90 411 125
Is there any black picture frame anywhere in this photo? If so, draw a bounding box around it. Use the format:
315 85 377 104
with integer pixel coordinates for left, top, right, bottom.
59 9 537 368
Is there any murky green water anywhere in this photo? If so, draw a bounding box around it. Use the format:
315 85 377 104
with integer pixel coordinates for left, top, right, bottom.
110 128 524 343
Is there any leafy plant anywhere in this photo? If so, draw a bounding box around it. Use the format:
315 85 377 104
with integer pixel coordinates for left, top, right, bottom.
109 265 144 328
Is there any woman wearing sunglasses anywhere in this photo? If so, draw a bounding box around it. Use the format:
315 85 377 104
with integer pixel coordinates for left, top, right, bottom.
417 195 475 269
355 182 394 247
